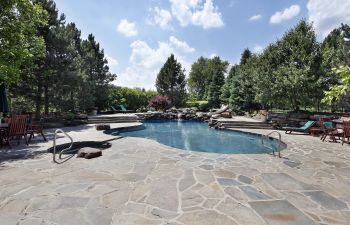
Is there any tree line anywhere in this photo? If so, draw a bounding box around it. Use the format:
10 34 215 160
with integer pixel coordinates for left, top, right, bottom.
2 1 349 115
1 0 116 116
156 20 350 113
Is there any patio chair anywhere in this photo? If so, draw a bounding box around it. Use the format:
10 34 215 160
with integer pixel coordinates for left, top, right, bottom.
341 120 350 145
320 119 343 142
283 121 315 134
5 115 31 146
27 117 47 142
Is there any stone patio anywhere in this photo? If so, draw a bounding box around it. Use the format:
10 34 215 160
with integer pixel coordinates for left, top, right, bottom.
0 123 350 225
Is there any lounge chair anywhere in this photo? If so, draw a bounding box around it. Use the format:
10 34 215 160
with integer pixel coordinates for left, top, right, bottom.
111 105 133 113
283 121 315 134
111 105 117 112
120 105 128 112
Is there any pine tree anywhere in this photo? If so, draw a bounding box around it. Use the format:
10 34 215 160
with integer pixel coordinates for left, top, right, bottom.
156 54 187 107
207 68 225 108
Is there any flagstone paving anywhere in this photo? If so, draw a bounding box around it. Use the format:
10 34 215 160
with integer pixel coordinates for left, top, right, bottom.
0 123 350 224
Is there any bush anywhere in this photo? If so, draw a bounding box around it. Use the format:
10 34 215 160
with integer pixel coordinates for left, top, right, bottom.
149 96 171 111
198 101 209 111
109 87 158 111
185 101 200 108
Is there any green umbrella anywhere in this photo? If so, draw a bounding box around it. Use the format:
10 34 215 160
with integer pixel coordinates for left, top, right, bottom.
0 83 9 113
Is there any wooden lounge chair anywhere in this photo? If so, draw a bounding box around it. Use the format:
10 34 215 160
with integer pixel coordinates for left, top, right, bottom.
342 121 350 145
283 121 315 134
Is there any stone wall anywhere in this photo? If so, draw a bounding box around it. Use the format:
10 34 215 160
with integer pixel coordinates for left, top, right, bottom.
268 112 349 128
135 108 231 122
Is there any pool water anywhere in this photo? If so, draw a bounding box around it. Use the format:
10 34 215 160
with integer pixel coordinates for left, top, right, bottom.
113 120 285 154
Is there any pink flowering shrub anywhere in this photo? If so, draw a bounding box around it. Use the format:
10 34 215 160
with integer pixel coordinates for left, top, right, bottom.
148 95 171 111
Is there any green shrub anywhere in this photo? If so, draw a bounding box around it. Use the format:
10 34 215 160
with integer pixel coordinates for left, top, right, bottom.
197 101 209 111
185 101 200 108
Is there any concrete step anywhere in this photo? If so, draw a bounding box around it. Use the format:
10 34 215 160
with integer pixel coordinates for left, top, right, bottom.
88 118 138 122
217 121 267 125
87 116 139 124
87 120 138 123
221 125 273 129
219 121 273 129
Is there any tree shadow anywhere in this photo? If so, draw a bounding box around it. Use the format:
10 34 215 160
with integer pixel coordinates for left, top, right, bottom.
0 144 46 164
0 123 123 165
47 137 123 164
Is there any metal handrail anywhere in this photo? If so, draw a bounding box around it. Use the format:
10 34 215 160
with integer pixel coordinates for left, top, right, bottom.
52 129 74 164
261 131 282 158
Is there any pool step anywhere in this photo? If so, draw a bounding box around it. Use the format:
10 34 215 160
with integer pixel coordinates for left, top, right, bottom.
218 121 273 130
87 115 139 124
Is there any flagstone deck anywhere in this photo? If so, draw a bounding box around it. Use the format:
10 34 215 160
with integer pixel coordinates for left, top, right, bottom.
0 123 350 225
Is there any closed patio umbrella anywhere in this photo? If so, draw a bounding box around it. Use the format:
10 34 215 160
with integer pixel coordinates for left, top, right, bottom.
0 83 9 113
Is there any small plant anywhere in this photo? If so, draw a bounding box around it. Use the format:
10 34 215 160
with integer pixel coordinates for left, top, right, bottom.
148 95 171 111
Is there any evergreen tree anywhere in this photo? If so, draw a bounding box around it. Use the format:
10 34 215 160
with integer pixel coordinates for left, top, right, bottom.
156 54 187 107
207 67 225 107
8 1 116 114
220 65 237 104
229 49 257 113
274 20 321 111
81 34 116 111
188 56 228 101
188 57 210 100
240 48 252 65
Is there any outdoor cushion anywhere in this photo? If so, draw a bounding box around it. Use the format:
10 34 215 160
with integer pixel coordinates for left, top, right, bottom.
283 121 315 133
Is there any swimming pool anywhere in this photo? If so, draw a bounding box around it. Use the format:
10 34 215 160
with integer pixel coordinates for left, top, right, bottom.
111 120 286 154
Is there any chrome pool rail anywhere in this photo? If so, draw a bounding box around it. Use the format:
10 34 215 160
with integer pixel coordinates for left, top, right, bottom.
52 129 74 164
261 131 282 158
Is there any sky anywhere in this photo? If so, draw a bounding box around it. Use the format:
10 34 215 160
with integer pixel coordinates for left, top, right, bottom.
54 0 350 90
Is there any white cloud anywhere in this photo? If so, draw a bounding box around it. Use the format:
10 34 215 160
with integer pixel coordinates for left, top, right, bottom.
105 54 118 67
116 36 195 89
307 0 350 38
149 7 172 29
270 4 300 24
249 14 262 21
209 53 217 58
170 0 224 29
169 36 195 53
253 45 263 54
117 19 138 37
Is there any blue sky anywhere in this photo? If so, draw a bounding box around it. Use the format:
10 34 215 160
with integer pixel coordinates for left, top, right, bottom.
54 0 350 89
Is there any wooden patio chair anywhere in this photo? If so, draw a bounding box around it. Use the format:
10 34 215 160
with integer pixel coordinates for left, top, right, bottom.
28 117 47 142
5 115 31 146
320 119 342 142
342 120 350 145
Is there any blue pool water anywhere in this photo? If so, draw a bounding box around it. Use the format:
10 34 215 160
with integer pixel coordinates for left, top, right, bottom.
113 120 285 154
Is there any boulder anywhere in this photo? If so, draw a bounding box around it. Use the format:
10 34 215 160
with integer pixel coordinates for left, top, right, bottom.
220 111 232 118
77 147 102 159
96 124 110 131
211 114 220 119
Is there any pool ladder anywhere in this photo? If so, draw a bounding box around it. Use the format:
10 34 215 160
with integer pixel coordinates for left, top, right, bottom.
261 131 282 158
52 129 74 164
